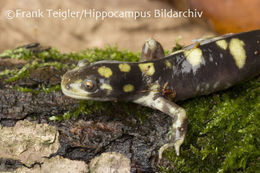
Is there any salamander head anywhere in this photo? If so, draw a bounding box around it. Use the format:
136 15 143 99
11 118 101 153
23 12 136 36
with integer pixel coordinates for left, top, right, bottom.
61 60 142 101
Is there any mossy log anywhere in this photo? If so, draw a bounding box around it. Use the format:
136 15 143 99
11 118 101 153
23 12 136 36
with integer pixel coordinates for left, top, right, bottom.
0 44 259 172
0 44 170 172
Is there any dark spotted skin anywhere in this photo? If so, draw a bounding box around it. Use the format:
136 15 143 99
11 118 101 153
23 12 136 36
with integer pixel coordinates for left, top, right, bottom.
64 30 260 101
168 30 260 100
61 29 260 159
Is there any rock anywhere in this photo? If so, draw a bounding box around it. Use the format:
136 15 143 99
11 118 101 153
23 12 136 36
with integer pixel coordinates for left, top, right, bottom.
0 120 60 166
89 152 130 173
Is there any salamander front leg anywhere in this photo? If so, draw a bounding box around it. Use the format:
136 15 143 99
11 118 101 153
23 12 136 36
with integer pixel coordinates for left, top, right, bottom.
154 97 187 159
134 94 187 159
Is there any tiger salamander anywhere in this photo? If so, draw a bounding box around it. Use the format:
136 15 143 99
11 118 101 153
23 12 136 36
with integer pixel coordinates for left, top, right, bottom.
61 29 260 159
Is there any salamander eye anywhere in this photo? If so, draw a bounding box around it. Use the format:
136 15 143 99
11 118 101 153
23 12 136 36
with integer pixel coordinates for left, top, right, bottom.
82 79 97 92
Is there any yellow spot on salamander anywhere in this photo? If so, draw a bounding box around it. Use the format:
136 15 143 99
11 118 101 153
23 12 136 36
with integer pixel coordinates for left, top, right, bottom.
98 66 113 78
123 84 134 92
138 62 155 76
150 83 160 91
119 63 131 72
229 38 246 69
216 40 228 50
100 83 112 90
184 48 202 66
165 60 172 69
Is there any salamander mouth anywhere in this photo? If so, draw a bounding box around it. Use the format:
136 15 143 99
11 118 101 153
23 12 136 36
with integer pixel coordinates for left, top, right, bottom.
61 84 89 100
61 82 114 101
60 73 90 100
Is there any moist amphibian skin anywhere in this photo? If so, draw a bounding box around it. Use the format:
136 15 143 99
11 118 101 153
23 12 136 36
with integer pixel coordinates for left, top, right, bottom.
61 30 260 159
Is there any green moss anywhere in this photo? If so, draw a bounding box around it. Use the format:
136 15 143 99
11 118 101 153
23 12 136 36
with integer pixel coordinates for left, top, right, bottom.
50 101 87 121
12 86 41 94
172 36 184 52
0 48 33 60
161 79 260 173
42 84 61 94
5 60 38 83
50 99 151 123
68 46 140 62
0 69 18 78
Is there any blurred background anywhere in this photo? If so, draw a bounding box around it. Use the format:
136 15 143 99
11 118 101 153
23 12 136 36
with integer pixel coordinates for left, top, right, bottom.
0 0 259 53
